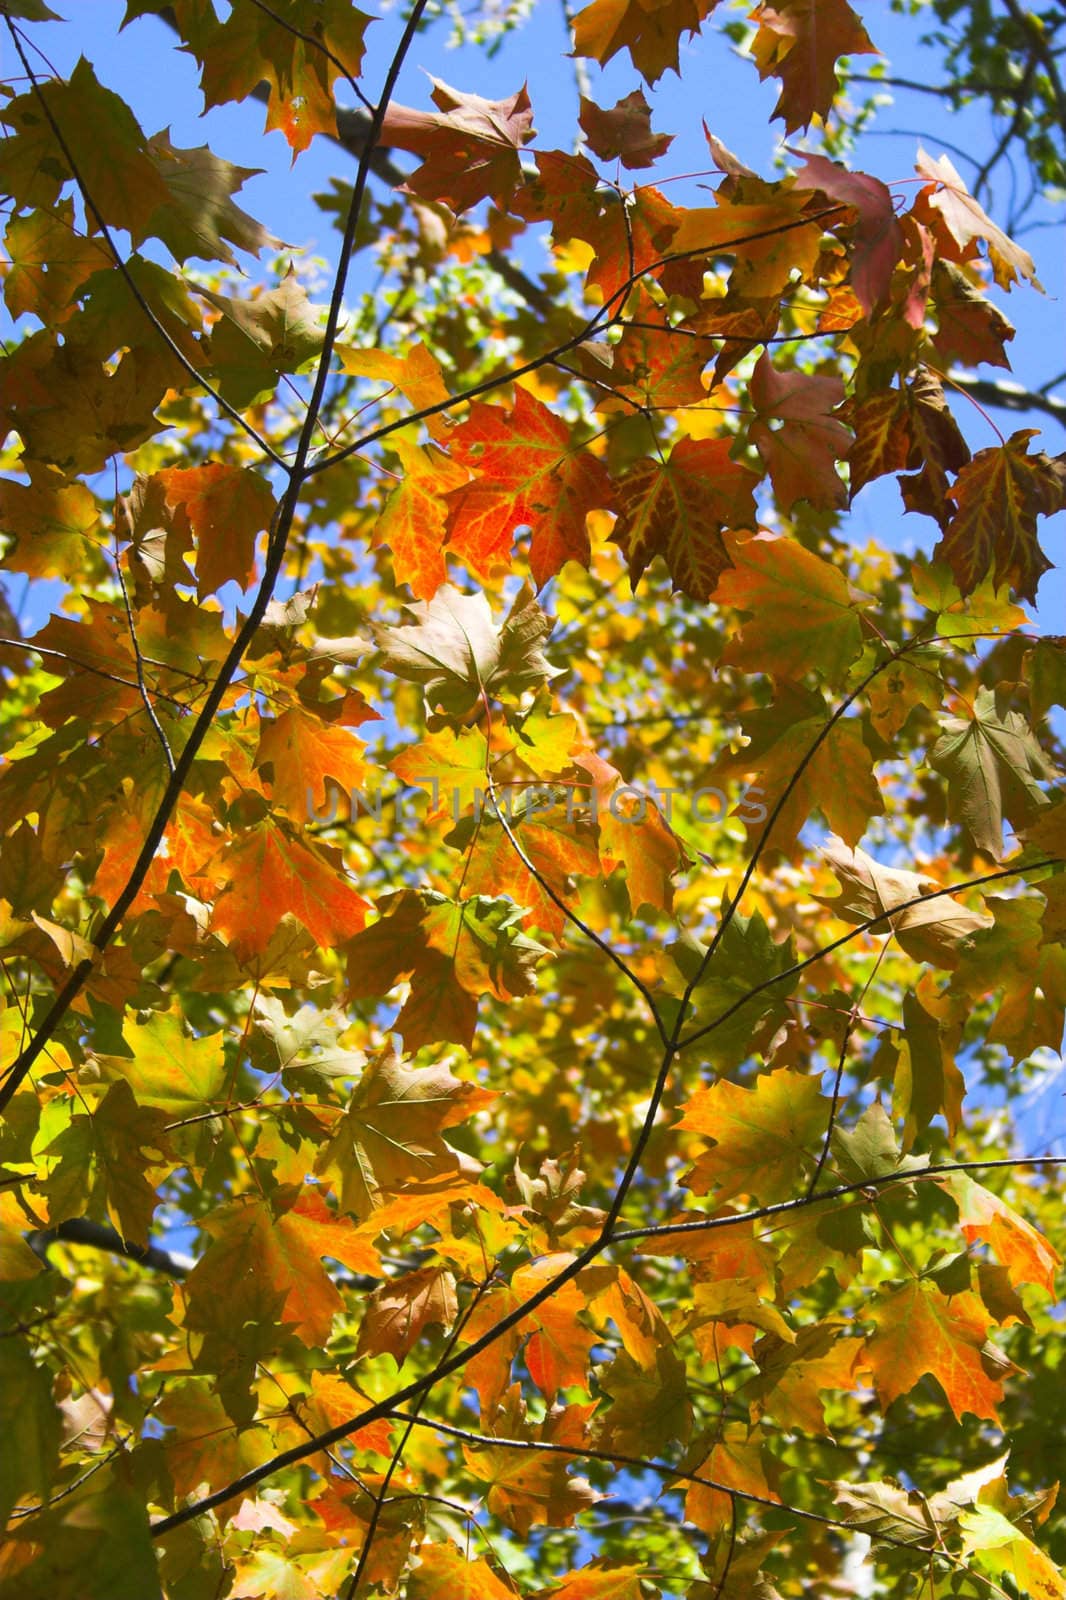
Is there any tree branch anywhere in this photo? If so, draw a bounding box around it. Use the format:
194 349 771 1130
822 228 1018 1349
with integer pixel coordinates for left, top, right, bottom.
28 1218 194 1278
946 371 1066 428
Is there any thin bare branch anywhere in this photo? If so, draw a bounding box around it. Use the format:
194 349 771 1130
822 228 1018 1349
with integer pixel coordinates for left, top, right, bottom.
112 503 175 774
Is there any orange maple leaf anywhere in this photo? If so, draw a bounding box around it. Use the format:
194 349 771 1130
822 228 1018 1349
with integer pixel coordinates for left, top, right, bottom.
445 386 614 587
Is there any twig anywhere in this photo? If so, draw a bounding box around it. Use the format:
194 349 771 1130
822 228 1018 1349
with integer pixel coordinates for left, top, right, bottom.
610 1155 1066 1247
380 1408 941 1553
478 687 671 1049
807 941 889 1199
113 497 175 774
28 1217 194 1277
303 206 848 477
0 637 192 711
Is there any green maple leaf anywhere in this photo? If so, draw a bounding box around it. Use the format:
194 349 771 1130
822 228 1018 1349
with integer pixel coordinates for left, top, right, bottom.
931 685 1059 859
660 901 798 1067
199 270 326 407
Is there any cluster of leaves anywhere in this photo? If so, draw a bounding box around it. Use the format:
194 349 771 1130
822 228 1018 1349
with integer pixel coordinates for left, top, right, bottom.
1 1 1065 1597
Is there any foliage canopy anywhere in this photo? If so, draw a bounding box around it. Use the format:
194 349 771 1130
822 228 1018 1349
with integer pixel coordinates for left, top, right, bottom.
1 1 1065 1597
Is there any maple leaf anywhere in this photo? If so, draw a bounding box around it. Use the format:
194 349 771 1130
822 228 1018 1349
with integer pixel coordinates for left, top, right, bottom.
186 1186 380 1346
0 1336 59 1527
338 341 451 435
916 149 1040 290
358 1265 459 1363
207 821 369 960
578 90 674 169
144 131 278 265
391 726 489 820
583 1263 670 1370
463 1402 600 1534
0 59 170 240
960 1504 1066 1600
198 0 373 154
573 749 680 914
92 1005 227 1116
0 470 100 582
944 1172 1061 1296
381 79 536 213
660 904 797 1069
453 805 601 938
684 1424 780 1534
374 581 562 718
898 369 972 527
408 1543 518 1600
301 1371 394 1461
346 887 548 1051
866 1281 1005 1423
750 0 877 132
549 1566 649 1600
595 1344 692 1454
6 4 1066 1589
586 294 713 414
677 1068 828 1204
156 1378 279 1496
930 685 1058 859
344 890 475 1051
896 989 965 1145
462 1257 597 1407
748 1324 866 1434
42 1080 173 1249
443 387 613 587
153 462 275 597
199 271 325 407
612 437 759 602
930 258 1015 370
711 684 883 852
952 894 1066 1065
792 151 901 313
513 152 681 304
712 529 866 685
313 1047 493 1220
0 326 170 475
936 430 1064 602
748 352 851 511
257 705 371 821
670 182 826 299
845 389 913 498
365 439 463 600
832 1479 943 1546
816 834 993 966
0 1476 160 1600
688 1277 796 1361
570 0 717 84
1 200 110 324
